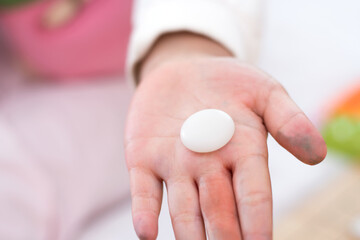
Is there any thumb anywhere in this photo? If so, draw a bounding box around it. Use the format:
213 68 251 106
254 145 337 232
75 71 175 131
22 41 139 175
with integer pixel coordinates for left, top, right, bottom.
261 84 327 165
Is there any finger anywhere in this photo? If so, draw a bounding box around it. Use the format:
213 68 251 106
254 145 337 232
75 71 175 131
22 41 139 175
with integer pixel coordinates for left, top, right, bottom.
262 84 327 165
166 176 206 240
197 164 242 240
228 124 272 240
233 152 272 240
129 167 163 240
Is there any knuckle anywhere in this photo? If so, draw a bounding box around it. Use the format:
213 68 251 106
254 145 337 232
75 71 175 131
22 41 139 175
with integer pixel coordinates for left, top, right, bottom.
132 189 160 207
132 202 159 218
132 191 156 200
167 175 189 186
198 168 229 187
125 150 142 169
172 211 203 225
264 82 281 105
238 191 272 207
133 210 158 220
235 153 268 166
206 211 238 225
131 194 161 214
268 81 288 98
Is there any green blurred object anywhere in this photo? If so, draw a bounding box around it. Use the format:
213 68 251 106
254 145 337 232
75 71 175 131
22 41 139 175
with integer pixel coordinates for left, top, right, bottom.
0 0 38 8
323 115 360 161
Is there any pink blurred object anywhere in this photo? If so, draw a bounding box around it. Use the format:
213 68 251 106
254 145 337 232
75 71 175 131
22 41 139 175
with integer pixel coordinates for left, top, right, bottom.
0 0 132 81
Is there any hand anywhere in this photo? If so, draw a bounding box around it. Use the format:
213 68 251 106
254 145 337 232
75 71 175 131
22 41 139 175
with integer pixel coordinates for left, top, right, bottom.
125 33 327 240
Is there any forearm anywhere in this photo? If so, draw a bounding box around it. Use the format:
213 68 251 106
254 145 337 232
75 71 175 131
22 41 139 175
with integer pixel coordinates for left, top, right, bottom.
138 32 233 82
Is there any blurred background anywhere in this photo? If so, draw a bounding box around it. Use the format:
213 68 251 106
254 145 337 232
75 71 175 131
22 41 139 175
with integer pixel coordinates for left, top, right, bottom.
0 0 359 239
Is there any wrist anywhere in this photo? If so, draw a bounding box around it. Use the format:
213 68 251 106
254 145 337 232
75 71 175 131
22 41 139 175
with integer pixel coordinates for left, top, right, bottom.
138 32 233 82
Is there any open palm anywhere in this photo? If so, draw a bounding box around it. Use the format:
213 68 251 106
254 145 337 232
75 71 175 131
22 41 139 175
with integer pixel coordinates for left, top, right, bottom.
125 58 326 240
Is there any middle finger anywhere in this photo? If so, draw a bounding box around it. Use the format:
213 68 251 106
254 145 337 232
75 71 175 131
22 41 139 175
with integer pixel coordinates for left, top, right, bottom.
197 162 242 240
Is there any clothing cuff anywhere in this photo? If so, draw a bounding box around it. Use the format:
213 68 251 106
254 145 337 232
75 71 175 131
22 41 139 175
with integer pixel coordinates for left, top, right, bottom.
126 0 246 86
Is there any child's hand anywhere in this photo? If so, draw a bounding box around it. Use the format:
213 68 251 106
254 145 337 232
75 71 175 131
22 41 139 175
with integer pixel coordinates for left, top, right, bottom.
125 33 327 240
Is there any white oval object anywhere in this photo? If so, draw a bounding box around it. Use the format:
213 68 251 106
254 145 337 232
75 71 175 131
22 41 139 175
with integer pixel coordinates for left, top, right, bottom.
180 109 235 153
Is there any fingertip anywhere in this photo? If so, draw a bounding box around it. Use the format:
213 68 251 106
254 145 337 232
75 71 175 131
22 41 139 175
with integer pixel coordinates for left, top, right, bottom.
305 134 327 165
319 137 328 160
275 113 328 165
277 129 328 165
133 213 158 240
299 127 328 165
129 168 163 239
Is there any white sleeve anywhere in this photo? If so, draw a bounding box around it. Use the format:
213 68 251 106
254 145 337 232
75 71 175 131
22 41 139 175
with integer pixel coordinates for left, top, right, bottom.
126 0 264 84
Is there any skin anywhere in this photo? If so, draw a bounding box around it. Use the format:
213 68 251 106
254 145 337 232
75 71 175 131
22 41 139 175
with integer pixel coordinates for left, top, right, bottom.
124 32 327 240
